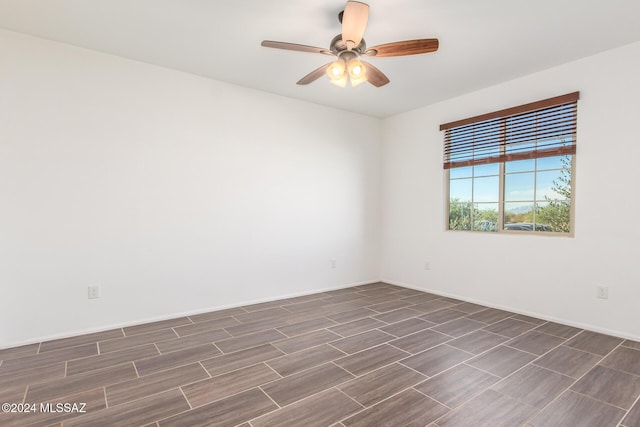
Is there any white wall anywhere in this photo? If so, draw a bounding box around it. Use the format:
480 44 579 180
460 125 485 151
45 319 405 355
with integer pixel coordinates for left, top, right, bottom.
0 30 382 348
381 41 640 340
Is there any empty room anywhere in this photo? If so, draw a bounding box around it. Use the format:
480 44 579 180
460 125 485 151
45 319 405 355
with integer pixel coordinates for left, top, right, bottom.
1 1 640 426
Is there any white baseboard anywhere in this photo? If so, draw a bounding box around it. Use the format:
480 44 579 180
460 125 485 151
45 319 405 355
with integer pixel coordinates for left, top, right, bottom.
1 278 380 350
382 278 640 342
6 276 637 349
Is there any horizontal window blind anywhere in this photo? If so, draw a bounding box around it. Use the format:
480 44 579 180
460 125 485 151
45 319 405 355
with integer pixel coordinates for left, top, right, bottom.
441 92 579 169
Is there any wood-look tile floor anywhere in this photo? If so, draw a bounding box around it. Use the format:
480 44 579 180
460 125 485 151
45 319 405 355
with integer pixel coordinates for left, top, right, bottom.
1 282 639 427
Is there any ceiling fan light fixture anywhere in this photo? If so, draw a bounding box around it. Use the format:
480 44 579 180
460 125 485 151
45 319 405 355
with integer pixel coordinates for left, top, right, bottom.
327 60 348 87
262 1 438 88
347 59 367 86
327 60 346 78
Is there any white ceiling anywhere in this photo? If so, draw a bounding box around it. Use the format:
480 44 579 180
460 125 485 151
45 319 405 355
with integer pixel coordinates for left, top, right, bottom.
1 0 640 118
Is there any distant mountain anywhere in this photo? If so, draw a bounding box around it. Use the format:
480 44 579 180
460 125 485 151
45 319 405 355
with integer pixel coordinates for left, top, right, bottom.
509 204 534 214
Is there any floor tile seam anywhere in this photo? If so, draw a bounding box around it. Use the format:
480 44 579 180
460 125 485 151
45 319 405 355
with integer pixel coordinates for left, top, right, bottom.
487 357 574 400
205 344 284 369
336 381 449 426
25 363 139 402
134 354 223 379
327 313 377 325
124 318 195 336
7 360 132 396
622 341 640 349
197 360 283 388
595 360 640 379
392 343 474 372
620 394 640 426
49 343 145 371
387 336 456 355
328 329 396 349
157 332 233 352
464 312 514 325
375 323 432 339
598 341 640 363
316 341 349 358
360 329 400 346
0 344 100 372
333 343 411 368
250 384 363 425
129 343 220 369
151 342 162 356
66 350 165 377
0 350 40 364
26 384 106 407
565 341 640 407
459 361 507 380
446 327 509 345
38 333 126 354
567 389 632 412
226 324 289 339
338 355 425 384
180 380 280 412
21 385 29 405
259 362 285 381
502 342 555 357
257 385 282 410
369 315 397 325
503 326 571 352
510 315 549 326
102 386 108 409
213 330 285 352
414 361 510 412
428 324 481 338
209 342 224 359
274 322 339 339
441 386 540 427
100 333 180 354
407 324 458 341
177 386 193 410
565 337 626 358
520 345 630 426
264 345 348 377
462 340 539 372
188 314 243 326
367 305 412 315
187 311 246 323
534 327 583 341
448 337 511 357
411 384 455 410
195 361 213 381
148 392 198 426
131 359 141 378
480 324 538 340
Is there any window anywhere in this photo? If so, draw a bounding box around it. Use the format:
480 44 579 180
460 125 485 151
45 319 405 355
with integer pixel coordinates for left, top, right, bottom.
442 92 578 235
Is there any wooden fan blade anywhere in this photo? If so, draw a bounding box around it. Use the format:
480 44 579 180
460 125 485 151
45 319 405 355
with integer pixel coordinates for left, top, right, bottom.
361 61 390 87
297 63 331 85
342 1 369 48
261 40 333 55
364 38 439 57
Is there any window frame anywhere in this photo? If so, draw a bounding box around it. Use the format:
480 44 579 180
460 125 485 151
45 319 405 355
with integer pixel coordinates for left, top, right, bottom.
442 93 578 237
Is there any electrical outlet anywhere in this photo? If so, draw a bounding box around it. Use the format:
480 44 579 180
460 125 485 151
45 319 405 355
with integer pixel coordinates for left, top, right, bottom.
596 285 608 299
331 259 337 269
88 285 100 299
424 261 431 270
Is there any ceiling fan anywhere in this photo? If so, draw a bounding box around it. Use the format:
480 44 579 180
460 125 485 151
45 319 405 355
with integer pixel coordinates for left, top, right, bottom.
261 1 439 88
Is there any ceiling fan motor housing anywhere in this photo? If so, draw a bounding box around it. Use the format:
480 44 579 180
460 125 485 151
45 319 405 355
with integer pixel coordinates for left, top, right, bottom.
330 34 366 56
